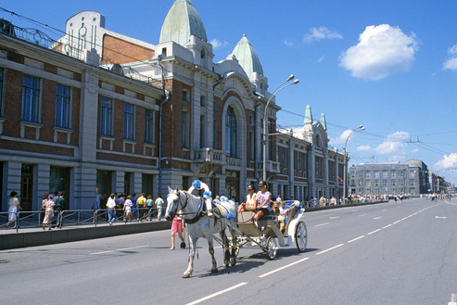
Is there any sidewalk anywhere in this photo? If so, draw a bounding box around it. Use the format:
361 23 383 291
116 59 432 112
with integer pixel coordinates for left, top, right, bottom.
0 200 388 250
0 219 171 250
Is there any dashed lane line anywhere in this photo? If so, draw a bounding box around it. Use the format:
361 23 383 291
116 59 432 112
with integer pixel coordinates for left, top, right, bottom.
367 229 382 235
258 257 310 278
315 222 330 227
348 235 365 243
316 244 344 256
382 224 393 229
186 282 248 305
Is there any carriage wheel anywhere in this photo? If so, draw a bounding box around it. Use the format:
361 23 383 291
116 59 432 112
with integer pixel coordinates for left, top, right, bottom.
295 221 308 252
266 237 278 260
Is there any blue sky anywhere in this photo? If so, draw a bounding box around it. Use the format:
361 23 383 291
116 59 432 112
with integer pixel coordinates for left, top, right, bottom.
2 0 457 185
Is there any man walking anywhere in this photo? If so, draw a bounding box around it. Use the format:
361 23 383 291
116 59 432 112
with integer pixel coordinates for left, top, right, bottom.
54 192 66 228
155 195 164 221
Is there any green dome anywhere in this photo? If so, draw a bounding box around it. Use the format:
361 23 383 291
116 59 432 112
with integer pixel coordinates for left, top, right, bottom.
159 0 208 46
231 35 264 79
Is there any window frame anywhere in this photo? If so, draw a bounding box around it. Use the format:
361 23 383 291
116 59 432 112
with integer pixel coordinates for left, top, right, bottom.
22 74 41 123
100 96 113 136
123 102 135 141
55 83 71 129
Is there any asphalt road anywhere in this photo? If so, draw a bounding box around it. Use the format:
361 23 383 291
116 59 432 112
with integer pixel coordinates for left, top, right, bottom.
1 198 456 305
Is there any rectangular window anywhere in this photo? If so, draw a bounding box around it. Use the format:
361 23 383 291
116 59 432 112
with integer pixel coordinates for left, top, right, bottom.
249 131 254 161
366 180 371 187
182 90 189 102
144 109 154 144
200 95 206 107
100 96 113 136
365 171 371 179
123 102 134 140
382 179 388 186
391 170 397 178
182 111 189 148
373 170 379 178
55 84 71 129
391 179 396 186
283 148 288 169
409 169 415 178
409 179 415 186
213 119 217 149
382 170 388 178
374 179 379 186
200 115 206 148
0 68 4 115
22 75 40 123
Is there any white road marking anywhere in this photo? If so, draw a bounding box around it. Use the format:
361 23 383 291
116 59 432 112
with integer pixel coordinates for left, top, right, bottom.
186 282 248 305
393 220 402 224
358 214 366 216
316 244 344 256
329 216 340 219
90 245 148 255
348 235 365 243
373 217 382 220
258 257 310 278
382 224 393 229
315 222 330 227
435 216 448 219
367 229 382 235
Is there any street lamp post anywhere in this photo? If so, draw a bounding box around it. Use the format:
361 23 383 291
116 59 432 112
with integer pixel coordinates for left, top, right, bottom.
262 75 299 181
342 125 365 203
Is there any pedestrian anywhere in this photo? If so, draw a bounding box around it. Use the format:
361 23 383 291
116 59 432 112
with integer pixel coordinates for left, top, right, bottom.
137 193 146 220
131 193 138 221
54 192 66 228
117 194 125 219
6 191 22 228
92 188 101 220
170 214 185 250
155 195 164 221
106 193 116 225
123 195 133 222
41 193 48 224
42 194 55 230
146 195 153 221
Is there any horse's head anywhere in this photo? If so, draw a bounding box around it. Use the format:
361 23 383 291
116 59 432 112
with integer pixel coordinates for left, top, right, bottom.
165 186 182 222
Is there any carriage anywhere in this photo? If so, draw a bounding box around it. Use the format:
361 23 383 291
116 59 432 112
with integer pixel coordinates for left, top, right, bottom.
229 200 308 260
165 180 308 277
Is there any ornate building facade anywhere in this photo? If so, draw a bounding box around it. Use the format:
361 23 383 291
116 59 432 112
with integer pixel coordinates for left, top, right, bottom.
0 0 344 211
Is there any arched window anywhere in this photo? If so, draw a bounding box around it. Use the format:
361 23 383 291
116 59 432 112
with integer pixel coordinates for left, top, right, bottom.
225 106 237 157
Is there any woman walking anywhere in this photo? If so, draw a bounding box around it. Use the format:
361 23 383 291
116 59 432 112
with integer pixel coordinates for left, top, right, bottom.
6 191 22 228
42 194 55 230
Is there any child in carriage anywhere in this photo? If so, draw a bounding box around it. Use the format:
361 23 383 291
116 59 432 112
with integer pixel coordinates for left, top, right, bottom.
278 200 289 233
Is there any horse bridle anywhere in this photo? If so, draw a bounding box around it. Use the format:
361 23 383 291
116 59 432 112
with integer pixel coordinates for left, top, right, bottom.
171 190 206 224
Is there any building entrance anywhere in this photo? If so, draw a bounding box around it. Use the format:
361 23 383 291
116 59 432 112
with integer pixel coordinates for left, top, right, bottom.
21 164 33 211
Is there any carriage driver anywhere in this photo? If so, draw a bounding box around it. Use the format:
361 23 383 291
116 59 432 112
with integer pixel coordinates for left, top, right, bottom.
253 180 272 220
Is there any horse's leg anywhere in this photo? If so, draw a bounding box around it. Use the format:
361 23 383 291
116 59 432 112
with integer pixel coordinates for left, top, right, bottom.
220 230 230 268
207 236 218 273
183 235 197 278
229 227 237 266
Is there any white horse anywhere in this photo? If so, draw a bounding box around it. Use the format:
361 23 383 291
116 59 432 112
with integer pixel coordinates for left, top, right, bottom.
165 187 238 278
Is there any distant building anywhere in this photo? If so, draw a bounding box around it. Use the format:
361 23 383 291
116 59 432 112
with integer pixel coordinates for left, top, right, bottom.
349 159 430 196
0 0 344 211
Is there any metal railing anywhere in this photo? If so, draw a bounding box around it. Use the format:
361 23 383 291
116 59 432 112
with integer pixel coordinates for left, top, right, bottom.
1 207 163 233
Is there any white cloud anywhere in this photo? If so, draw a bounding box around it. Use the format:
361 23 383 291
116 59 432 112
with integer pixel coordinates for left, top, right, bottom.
330 129 354 146
412 148 419 153
316 55 325 63
374 131 410 155
443 43 457 71
282 39 294 47
357 145 371 151
434 153 457 169
339 24 419 80
210 39 228 49
303 26 342 43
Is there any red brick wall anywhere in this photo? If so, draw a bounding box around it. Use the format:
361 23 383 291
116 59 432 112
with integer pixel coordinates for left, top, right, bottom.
101 34 154 64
